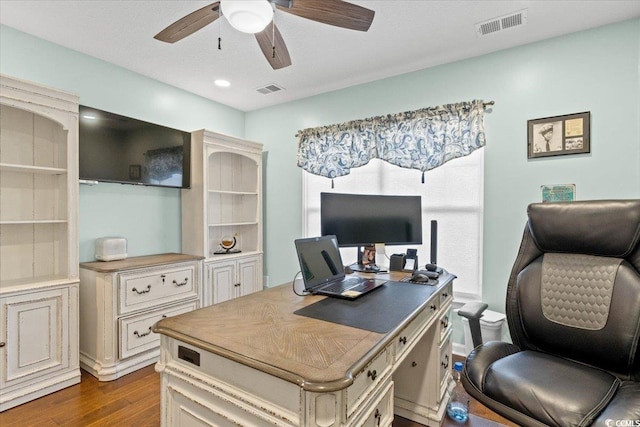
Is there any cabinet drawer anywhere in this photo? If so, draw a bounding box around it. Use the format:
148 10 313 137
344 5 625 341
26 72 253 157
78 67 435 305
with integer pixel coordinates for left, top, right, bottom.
119 300 198 359
439 307 452 344
437 334 452 403
394 302 437 364
439 282 453 307
357 379 394 427
119 263 198 315
345 346 392 417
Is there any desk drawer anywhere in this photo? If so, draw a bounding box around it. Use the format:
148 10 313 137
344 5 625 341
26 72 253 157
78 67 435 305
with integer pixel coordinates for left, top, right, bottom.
345 345 392 417
439 307 452 345
119 300 198 359
119 263 198 315
394 303 437 364
439 282 452 307
437 333 452 403
357 379 394 427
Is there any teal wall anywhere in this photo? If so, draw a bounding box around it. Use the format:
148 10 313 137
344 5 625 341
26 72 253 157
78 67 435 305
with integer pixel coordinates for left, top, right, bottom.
0 25 246 261
2 20 639 346
245 18 640 334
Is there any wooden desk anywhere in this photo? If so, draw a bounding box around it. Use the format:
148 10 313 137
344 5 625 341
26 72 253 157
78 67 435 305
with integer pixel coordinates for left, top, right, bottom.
153 272 454 426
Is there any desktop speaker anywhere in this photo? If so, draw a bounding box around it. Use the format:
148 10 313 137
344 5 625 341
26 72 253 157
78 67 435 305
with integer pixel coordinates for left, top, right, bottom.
430 220 438 265
95 237 127 261
389 254 405 272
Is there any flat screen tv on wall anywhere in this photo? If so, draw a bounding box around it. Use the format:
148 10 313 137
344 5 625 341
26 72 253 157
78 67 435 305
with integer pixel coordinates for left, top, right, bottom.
79 105 191 189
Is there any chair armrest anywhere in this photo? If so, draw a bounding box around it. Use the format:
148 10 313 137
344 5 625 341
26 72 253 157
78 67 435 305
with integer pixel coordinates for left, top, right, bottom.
458 302 489 350
458 302 488 320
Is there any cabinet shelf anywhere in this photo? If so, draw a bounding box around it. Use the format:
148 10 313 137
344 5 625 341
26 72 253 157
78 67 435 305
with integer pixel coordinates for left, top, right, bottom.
208 190 258 196
0 163 67 175
0 275 70 292
1 219 68 225
208 221 258 227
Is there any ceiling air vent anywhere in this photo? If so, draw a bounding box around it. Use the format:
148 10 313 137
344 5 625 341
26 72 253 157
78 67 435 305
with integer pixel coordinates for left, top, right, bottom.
476 9 527 36
256 83 284 95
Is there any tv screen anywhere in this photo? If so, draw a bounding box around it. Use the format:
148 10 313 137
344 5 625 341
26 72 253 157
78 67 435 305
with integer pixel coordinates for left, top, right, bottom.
320 193 423 247
79 105 190 188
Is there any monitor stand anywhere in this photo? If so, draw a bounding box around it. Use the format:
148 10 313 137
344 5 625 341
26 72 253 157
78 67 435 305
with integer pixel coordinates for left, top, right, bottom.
349 262 382 273
345 245 388 273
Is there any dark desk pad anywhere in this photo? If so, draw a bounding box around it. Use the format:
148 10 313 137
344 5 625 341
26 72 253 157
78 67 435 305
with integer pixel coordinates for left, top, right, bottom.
294 280 439 333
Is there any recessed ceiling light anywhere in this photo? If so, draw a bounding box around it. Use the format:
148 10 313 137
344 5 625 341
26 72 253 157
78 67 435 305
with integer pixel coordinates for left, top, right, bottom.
214 79 231 88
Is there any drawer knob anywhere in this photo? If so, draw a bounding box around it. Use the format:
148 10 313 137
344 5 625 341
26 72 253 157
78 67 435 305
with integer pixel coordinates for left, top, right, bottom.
412 361 417 367
367 369 377 381
441 354 449 369
133 327 153 338
173 277 189 287
441 316 449 328
399 336 407 345
442 292 449 298
132 285 152 294
375 408 381 426
430 304 437 311
161 274 166 283
0 342 5 348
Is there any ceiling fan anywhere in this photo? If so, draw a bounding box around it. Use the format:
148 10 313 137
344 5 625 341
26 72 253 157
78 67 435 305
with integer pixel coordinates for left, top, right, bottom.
154 0 375 70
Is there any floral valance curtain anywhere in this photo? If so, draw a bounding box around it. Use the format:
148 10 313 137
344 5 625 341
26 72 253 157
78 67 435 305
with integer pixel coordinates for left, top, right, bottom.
297 100 487 182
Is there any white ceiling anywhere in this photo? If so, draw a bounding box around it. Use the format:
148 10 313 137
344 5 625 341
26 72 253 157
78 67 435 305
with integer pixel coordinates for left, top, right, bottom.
1 1 639 112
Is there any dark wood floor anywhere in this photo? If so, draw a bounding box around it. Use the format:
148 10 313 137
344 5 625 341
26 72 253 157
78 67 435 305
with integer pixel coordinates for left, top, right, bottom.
0 364 517 426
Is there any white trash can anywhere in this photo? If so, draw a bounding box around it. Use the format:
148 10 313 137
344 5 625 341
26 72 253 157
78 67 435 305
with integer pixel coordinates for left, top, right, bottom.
461 309 506 354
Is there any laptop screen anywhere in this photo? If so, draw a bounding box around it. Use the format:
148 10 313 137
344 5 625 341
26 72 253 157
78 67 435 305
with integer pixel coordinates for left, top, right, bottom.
294 235 345 291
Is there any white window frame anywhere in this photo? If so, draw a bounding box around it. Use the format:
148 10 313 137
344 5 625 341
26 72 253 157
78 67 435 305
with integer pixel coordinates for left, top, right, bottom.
302 149 484 301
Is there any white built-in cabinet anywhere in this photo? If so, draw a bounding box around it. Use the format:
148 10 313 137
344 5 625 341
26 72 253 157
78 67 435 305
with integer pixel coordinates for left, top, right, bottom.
182 130 263 306
207 255 262 304
0 74 80 411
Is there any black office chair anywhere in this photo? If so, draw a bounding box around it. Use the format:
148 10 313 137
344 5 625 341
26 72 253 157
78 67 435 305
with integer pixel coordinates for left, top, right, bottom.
460 200 640 427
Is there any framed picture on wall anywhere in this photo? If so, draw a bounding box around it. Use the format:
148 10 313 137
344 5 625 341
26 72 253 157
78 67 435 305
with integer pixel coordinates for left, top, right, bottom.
527 112 590 159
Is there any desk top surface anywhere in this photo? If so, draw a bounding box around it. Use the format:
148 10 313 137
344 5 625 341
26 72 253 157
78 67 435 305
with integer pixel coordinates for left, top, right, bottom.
153 271 454 392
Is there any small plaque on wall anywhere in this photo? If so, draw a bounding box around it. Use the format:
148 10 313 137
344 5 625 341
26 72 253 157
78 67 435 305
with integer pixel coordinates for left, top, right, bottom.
541 184 576 202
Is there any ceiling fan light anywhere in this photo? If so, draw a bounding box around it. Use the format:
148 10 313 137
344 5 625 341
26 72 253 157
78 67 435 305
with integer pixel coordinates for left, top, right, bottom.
221 0 274 34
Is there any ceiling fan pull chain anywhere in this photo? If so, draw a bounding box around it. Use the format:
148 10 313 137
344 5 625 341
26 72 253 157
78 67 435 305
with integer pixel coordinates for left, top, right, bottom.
218 15 222 50
272 20 276 58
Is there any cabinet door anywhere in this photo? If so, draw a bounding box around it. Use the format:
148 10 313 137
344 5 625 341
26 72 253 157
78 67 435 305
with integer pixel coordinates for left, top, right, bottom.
237 257 260 297
0 288 69 389
210 260 237 304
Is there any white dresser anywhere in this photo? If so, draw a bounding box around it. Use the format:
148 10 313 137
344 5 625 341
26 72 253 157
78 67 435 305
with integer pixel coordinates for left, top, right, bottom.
79 253 203 381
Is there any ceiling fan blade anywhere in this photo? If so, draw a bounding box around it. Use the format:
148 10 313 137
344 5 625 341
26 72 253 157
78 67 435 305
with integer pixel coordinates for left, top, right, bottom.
255 23 292 70
154 2 221 43
278 0 375 32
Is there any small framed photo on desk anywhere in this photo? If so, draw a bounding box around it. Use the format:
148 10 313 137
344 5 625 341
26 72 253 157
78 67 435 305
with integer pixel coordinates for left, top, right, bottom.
361 244 376 267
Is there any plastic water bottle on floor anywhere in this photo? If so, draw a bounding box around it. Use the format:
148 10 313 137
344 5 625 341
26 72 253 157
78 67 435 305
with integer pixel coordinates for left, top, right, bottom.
446 361 469 422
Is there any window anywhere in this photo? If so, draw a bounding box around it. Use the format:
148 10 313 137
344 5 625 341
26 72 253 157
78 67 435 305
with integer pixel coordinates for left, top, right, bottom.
302 149 484 300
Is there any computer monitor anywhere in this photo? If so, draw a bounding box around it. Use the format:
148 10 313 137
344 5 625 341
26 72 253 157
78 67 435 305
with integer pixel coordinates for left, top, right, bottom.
320 193 423 271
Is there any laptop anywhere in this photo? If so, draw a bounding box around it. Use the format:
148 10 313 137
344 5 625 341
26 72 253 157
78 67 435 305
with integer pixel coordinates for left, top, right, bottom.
294 235 386 299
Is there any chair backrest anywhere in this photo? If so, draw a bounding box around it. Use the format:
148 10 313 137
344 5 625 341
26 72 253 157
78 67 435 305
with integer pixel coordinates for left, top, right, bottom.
506 200 640 381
